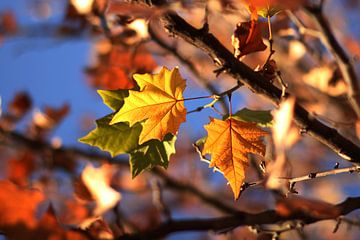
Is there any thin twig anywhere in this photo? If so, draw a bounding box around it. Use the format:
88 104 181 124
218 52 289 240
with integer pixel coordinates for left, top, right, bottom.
192 143 223 174
287 166 360 184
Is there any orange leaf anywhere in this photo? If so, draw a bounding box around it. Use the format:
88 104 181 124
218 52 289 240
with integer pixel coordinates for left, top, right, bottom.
202 118 267 199
111 67 187 144
232 20 267 58
7 151 36 186
0 181 44 230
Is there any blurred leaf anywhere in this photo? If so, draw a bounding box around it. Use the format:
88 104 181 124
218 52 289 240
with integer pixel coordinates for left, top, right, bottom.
224 108 273 127
0 91 32 130
97 89 129 111
79 114 142 157
0 10 17 35
203 118 267 199
9 91 32 117
130 134 176 178
111 67 187 144
81 164 121 215
231 20 267 58
7 151 36 186
86 45 157 90
0 181 44 230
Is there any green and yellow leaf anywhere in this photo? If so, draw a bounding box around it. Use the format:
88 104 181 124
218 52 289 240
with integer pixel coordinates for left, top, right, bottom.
110 67 187 144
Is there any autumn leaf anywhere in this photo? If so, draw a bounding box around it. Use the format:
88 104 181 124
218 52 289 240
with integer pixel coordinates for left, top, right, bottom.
80 89 177 176
111 67 187 144
0 181 44 230
232 20 267 58
202 118 267 199
81 164 121 215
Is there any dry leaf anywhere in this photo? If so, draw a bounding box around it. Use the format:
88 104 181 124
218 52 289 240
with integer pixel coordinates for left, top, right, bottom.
203 118 267 199
232 20 267 58
111 67 187 144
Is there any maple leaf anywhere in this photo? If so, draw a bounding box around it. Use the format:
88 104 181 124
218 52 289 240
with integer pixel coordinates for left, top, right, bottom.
79 89 177 176
110 67 187 144
202 118 267 199
232 20 267 58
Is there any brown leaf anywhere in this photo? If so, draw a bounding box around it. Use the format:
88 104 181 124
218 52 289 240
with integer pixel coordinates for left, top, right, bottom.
232 20 267 58
0 92 32 130
203 118 267 199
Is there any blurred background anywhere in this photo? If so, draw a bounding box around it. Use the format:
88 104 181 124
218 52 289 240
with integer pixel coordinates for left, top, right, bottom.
1 0 360 239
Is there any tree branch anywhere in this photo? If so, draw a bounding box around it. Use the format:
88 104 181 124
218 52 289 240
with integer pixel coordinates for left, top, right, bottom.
117 196 360 240
158 11 360 163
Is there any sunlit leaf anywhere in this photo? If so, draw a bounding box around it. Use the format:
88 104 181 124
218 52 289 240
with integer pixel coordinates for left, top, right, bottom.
203 118 267 199
111 67 187 144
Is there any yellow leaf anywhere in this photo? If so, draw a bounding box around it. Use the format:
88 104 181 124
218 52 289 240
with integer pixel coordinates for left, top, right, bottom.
202 118 267 199
110 67 186 144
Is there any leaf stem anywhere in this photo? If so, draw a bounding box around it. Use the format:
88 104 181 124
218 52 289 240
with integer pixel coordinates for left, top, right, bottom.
180 95 214 101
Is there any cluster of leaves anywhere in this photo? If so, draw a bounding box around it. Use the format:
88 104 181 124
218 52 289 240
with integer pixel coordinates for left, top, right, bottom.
80 66 272 198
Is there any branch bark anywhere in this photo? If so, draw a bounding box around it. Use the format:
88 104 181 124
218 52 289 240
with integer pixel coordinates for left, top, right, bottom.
159 11 360 163
118 196 360 240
